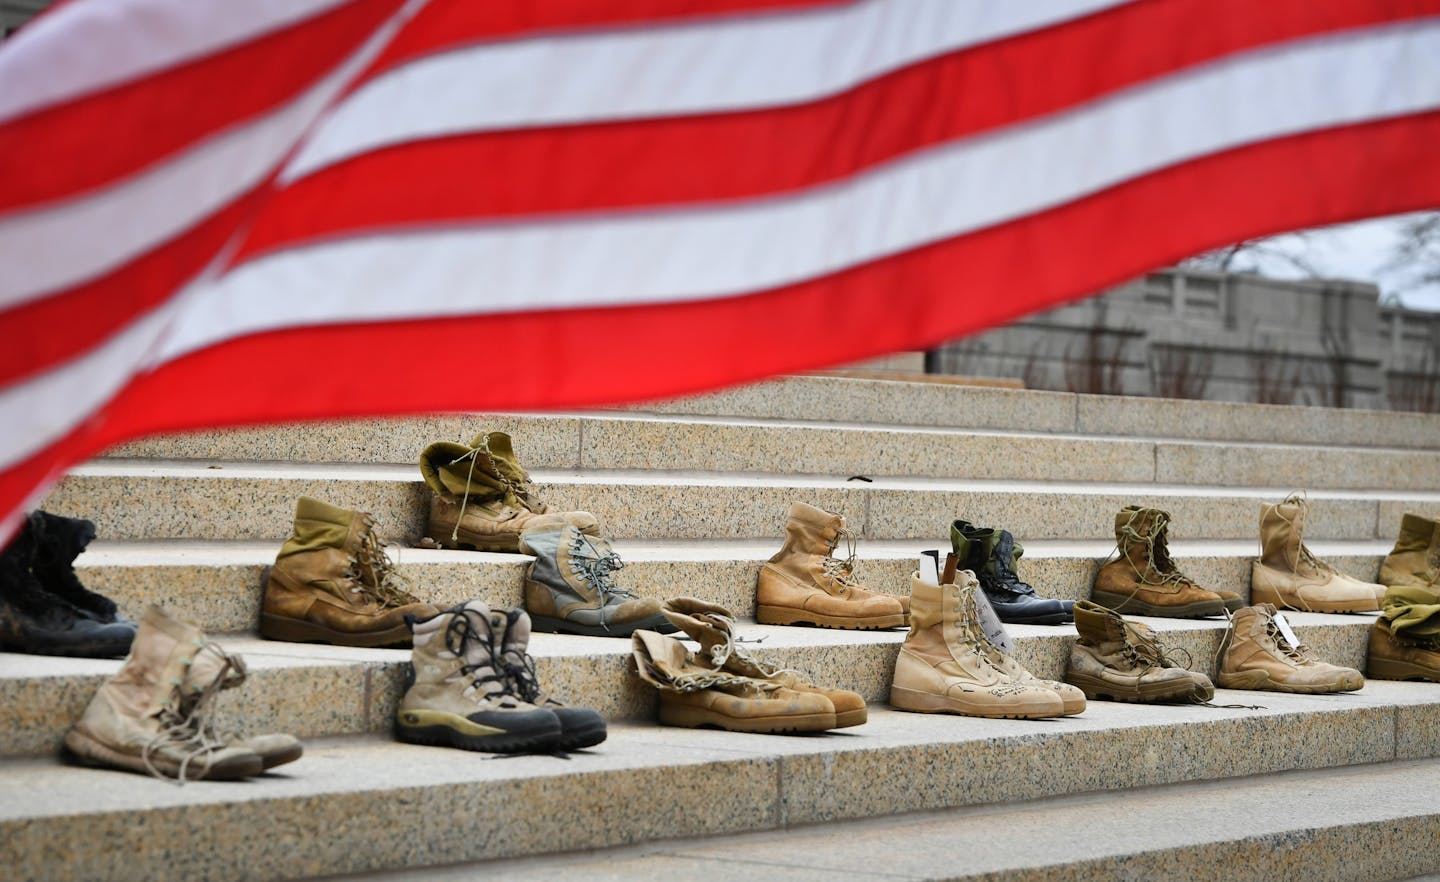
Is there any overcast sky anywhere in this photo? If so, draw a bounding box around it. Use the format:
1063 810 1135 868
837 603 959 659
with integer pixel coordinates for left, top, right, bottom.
1217 212 1440 310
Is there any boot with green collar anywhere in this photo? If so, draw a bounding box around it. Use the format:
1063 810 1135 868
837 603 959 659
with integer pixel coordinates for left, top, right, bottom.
420 431 598 553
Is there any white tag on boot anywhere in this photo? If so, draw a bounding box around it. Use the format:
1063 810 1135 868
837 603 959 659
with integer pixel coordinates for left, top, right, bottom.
971 586 1015 653
918 550 941 586
1272 611 1302 648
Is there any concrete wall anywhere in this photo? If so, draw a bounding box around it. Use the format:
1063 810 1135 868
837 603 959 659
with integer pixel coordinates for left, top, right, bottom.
932 269 1440 411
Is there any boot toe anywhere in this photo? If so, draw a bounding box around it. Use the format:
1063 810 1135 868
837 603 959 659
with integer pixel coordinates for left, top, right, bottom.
551 706 608 750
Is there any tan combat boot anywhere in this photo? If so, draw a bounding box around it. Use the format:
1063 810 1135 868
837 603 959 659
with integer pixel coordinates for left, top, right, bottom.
1217 604 1364 693
1379 514 1440 591
660 597 868 727
518 516 671 637
1251 495 1380 613
396 601 563 753
420 432 598 552
262 497 438 647
1368 585 1440 682
64 607 300 781
890 571 1064 719
489 606 608 750
631 629 838 733
1092 507 1227 618
756 503 907 629
1065 600 1213 702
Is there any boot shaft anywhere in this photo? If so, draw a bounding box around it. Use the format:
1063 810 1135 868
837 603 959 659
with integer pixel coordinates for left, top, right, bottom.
407 602 508 697
904 572 998 676
520 517 613 605
1258 495 1315 575
1381 514 1440 586
949 520 996 576
770 503 844 562
419 432 538 506
1114 506 1165 569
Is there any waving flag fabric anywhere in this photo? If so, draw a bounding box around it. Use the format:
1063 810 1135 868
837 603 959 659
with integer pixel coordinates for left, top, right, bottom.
2 0 1440 535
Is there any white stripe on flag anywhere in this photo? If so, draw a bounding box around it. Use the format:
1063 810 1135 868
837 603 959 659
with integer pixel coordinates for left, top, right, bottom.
0 0 426 307
284 0 1129 180
0 0 355 124
171 20 1440 352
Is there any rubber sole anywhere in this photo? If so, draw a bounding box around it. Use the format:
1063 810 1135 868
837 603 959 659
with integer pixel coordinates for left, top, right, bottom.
1366 657 1440 682
528 613 677 637
424 528 521 554
1090 591 1227 619
259 612 413 648
556 720 609 751
1065 671 1199 704
1250 583 1379 614
1216 668 1364 693
834 707 868 728
888 685 1062 719
658 701 836 733
996 611 1074 626
259 743 305 771
63 728 263 780
396 722 563 754
755 605 907 630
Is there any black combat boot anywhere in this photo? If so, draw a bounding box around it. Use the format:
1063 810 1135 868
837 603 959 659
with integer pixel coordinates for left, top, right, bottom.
0 511 136 657
951 520 1074 625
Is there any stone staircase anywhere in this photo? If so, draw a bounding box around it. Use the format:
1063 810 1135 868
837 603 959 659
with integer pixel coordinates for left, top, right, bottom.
4 375 1440 881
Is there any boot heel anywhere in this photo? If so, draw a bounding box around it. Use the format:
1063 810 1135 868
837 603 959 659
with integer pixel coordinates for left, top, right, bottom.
1367 657 1435 682
888 686 951 713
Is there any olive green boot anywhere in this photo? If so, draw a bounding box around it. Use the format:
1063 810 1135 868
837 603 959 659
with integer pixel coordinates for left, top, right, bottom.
661 597 868 728
1379 514 1440 590
519 516 673 637
262 497 437 647
1065 600 1212 702
1368 585 1440 682
420 431 598 552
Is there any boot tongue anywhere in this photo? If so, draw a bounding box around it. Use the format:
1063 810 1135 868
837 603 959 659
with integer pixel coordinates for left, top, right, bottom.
986 532 1035 597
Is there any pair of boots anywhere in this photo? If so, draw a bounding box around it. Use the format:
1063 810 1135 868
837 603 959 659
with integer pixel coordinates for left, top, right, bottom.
0 510 135 657
421 433 669 637
633 598 867 733
1093 506 1239 618
891 570 1084 719
397 600 607 753
1251 494 1383 613
951 520 1073 624
65 607 301 781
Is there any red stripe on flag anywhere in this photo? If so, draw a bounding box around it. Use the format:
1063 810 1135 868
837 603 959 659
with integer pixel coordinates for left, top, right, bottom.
233 0 1440 263
364 0 856 83
62 109 1440 454
0 0 402 214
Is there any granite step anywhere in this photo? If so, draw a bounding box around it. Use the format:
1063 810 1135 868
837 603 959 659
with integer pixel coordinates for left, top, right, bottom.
371 757 1440 882
40 461 1440 543
74 538 1392 634
101 410 1440 491
631 375 1440 450
0 611 1388 758
3 684 1438 882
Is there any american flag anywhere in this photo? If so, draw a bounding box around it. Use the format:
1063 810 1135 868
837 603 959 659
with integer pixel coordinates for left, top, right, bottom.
1 0 1439 535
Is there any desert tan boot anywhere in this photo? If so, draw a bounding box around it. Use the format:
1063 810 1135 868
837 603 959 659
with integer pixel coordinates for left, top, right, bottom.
1217 604 1364 693
1065 600 1212 703
632 629 838 733
420 431 599 552
64 607 273 781
661 597 868 728
262 497 438 647
1250 495 1378 613
890 571 1064 719
1368 585 1440 682
1093 507 1227 618
1379 513 1440 591
756 503 906 629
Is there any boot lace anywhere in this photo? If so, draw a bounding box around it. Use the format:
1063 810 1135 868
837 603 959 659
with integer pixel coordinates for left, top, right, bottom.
444 610 513 704
443 437 547 544
346 517 419 609
693 610 803 681
986 534 1037 598
569 534 634 602
1274 493 1338 575
143 640 247 783
820 526 862 586
1112 509 1200 590
1263 616 1316 666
